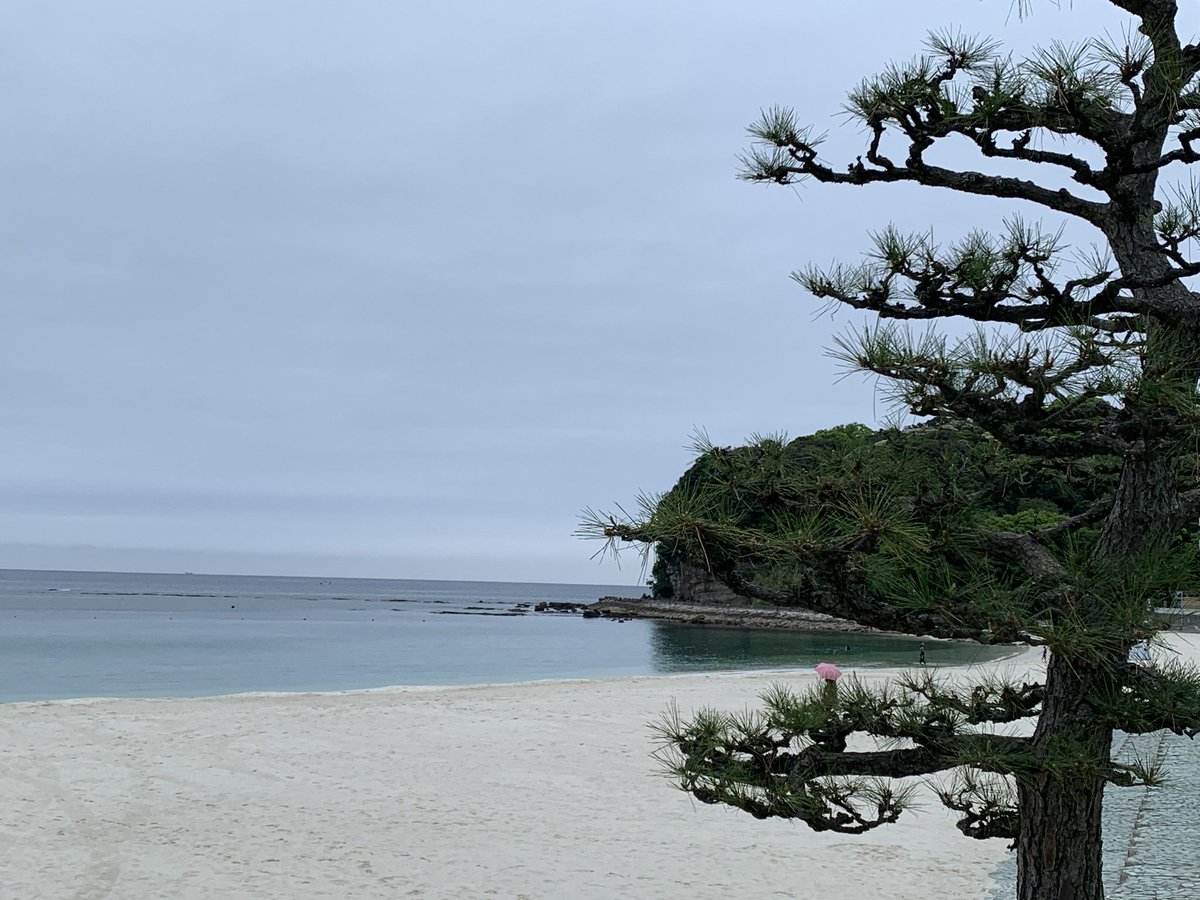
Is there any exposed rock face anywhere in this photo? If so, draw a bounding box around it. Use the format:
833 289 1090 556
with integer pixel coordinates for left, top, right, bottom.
673 562 748 607
533 602 590 613
645 561 862 631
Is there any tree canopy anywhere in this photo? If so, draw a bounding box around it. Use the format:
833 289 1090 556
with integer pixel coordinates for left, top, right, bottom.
640 421 1150 639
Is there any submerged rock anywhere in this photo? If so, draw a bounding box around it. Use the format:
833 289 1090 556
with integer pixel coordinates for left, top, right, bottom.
533 601 590 613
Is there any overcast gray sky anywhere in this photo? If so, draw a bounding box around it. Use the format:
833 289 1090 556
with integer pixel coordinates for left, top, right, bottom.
1 1 1182 584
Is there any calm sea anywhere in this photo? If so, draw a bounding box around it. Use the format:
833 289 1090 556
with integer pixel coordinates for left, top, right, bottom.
0 569 1009 702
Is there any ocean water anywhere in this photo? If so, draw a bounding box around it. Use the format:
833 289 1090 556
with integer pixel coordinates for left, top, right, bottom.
0 569 1010 702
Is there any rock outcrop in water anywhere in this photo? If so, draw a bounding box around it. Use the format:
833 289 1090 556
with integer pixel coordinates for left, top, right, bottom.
587 596 874 633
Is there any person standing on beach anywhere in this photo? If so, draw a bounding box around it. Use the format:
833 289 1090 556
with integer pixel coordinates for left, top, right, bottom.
918 642 926 666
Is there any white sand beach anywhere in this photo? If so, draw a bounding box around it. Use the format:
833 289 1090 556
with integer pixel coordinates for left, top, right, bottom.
1 638 1193 900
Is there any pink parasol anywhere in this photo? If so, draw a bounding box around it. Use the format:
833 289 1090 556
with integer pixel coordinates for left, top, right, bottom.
814 662 842 682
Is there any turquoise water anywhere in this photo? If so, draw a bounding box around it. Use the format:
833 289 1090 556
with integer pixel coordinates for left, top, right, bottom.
0 569 1011 701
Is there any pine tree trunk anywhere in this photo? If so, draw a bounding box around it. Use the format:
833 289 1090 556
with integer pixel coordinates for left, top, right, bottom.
1095 454 1180 559
1028 359 1195 899
1015 654 1114 900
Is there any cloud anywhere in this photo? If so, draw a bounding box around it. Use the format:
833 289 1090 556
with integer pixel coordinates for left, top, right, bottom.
0 0 1150 582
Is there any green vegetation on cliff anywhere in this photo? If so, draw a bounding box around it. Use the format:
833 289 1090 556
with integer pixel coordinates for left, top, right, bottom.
646 420 1135 615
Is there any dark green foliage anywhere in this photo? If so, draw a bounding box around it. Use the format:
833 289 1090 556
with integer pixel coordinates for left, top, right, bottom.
647 420 1129 609
648 548 676 598
586 419 1190 644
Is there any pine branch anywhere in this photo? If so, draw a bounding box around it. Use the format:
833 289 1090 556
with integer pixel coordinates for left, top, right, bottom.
1172 486 1200 533
971 128 1101 184
1107 659 1200 737
832 325 1136 459
977 530 1070 582
897 670 1045 724
656 679 1033 835
753 145 1107 224
796 219 1198 330
1034 497 1116 539
934 771 1019 840
1107 757 1167 787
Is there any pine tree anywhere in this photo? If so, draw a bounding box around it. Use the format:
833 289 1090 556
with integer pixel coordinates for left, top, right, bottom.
582 3 1200 897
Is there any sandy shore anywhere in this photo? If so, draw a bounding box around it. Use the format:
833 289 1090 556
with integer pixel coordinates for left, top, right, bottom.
3 640 1191 899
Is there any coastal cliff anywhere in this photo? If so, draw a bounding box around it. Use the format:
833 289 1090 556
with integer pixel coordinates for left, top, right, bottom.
670 560 746 606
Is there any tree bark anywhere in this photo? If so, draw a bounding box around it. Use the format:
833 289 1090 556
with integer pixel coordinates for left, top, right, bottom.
1015 654 1115 900
1095 452 1181 558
